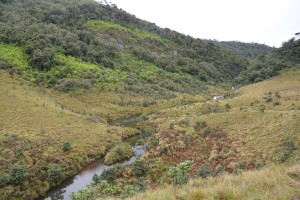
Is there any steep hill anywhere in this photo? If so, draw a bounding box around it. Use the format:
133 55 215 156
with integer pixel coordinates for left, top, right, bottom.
209 40 274 59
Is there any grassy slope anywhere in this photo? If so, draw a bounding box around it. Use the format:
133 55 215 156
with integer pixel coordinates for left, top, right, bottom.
122 68 300 200
127 164 300 200
157 68 300 164
0 71 139 199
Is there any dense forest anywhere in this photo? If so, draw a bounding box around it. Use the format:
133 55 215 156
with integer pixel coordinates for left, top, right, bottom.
0 0 299 199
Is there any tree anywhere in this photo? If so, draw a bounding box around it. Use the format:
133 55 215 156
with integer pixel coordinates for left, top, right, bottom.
9 165 27 185
62 142 71 152
132 160 149 177
47 164 64 183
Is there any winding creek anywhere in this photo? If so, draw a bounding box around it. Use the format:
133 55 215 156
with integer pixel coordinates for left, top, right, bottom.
41 116 145 200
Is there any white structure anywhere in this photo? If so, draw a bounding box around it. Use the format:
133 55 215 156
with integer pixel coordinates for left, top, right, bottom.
213 94 225 101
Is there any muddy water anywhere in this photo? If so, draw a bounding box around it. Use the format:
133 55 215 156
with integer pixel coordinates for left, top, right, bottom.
41 116 144 200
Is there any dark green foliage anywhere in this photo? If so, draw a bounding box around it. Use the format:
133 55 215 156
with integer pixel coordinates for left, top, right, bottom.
209 40 274 59
149 136 159 147
255 161 264 170
225 103 231 110
197 164 212 178
132 160 149 177
273 101 281 106
133 178 148 192
234 163 245 174
195 120 207 130
62 142 71 152
142 126 153 136
0 173 9 187
15 148 23 158
214 164 225 176
235 38 299 85
93 164 123 184
9 165 27 185
47 164 64 183
280 138 295 163
0 0 253 97
160 145 168 155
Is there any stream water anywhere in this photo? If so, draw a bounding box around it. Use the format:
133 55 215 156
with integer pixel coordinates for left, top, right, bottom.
41 116 144 200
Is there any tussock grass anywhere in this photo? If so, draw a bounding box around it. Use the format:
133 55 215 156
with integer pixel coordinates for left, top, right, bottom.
127 164 300 200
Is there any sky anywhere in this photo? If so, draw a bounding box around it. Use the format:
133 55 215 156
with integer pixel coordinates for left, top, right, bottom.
107 0 300 47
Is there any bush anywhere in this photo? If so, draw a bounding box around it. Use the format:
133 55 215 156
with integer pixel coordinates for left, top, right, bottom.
194 120 207 130
160 145 168 155
280 138 295 162
9 165 27 185
0 59 8 69
149 136 159 147
93 164 123 184
132 160 149 177
104 143 134 165
225 103 231 110
0 173 9 187
62 142 71 152
197 164 212 178
47 164 64 183
168 160 193 186
265 95 273 102
140 112 149 121
273 102 281 106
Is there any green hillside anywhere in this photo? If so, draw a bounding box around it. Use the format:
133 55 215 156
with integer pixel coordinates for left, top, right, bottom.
209 40 274 59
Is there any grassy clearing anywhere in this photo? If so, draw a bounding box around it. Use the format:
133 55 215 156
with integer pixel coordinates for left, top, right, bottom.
158 68 300 164
126 164 300 200
0 71 139 199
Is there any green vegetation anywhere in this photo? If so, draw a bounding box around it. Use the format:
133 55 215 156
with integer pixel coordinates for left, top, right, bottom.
47 164 64 183
0 0 299 199
104 143 134 165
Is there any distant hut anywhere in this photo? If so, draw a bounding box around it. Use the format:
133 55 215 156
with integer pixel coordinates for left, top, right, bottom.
213 94 225 101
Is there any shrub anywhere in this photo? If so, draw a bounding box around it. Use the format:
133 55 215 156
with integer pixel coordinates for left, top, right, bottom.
160 145 168 155
0 173 9 187
225 103 231 110
265 95 273 102
0 59 8 69
136 139 145 145
203 127 213 137
149 136 159 147
168 160 193 186
273 101 281 106
104 143 134 165
275 91 281 98
197 164 212 178
47 164 64 183
259 105 265 113
142 126 153 136
62 142 71 152
132 160 149 177
280 138 295 163
169 122 174 129
195 120 207 130
9 165 27 185
93 164 123 184
140 112 149 121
